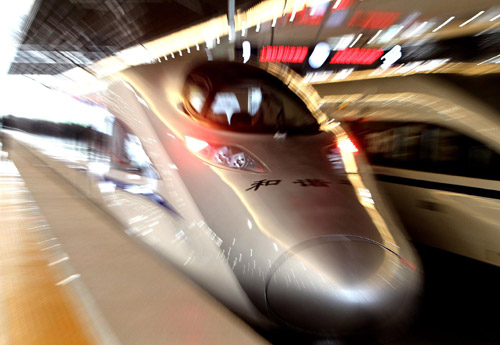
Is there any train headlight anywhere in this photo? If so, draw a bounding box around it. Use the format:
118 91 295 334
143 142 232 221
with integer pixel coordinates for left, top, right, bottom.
337 137 358 153
325 136 359 174
185 136 267 173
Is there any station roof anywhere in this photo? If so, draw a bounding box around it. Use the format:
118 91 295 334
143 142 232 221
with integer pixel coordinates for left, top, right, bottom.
7 0 500 76
9 0 259 74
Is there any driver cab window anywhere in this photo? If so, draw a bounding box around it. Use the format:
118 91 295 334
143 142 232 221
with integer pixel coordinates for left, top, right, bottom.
183 66 319 134
206 84 318 133
209 87 262 125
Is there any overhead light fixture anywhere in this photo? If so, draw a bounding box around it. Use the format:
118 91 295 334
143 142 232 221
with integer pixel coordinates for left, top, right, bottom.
460 11 485 27
397 61 422 73
304 71 333 83
367 30 383 44
379 25 404 42
432 16 455 32
477 53 500 65
415 59 450 72
388 63 405 74
242 41 251 63
206 38 213 49
333 34 355 50
490 14 500 22
333 68 354 80
308 42 331 68
349 33 362 47
241 21 247 36
290 6 297 22
406 21 428 37
116 46 151 66
380 45 402 70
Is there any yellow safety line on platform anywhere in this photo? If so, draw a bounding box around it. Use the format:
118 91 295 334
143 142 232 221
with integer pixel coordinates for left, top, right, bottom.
0 174 94 345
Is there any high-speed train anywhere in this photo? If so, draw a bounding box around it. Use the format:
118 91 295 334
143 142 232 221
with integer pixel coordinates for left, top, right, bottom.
315 73 500 268
15 57 422 339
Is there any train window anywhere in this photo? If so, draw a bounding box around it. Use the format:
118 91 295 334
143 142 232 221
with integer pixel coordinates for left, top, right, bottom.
349 121 500 180
186 76 210 114
110 118 159 179
210 87 262 122
184 63 319 134
208 86 261 126
203 83 319 134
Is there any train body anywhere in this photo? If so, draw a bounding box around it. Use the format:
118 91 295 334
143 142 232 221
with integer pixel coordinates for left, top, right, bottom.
16 58 422 338
315 73 500 267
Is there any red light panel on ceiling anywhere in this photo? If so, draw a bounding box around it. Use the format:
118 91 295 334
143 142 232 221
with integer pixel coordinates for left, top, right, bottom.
300 13 324 26
259 46 309 63
348 10 400 29
329 48 384 65
296 7 325 25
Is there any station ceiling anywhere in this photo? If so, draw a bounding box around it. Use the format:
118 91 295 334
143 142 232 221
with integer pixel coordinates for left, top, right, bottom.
9 0 259 74
8 0 500 76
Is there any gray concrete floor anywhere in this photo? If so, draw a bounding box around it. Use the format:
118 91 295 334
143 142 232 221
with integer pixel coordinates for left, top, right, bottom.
7 139 268 345
6 136 500 345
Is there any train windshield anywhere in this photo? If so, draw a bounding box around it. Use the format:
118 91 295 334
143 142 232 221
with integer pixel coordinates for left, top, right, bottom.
185 73 319 134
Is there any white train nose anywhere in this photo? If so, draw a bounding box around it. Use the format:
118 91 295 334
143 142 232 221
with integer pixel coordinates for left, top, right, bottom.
265 236 421 335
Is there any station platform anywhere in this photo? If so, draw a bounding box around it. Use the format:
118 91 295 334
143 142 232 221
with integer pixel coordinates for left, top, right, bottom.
4 131 500 345
0 139 268 345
